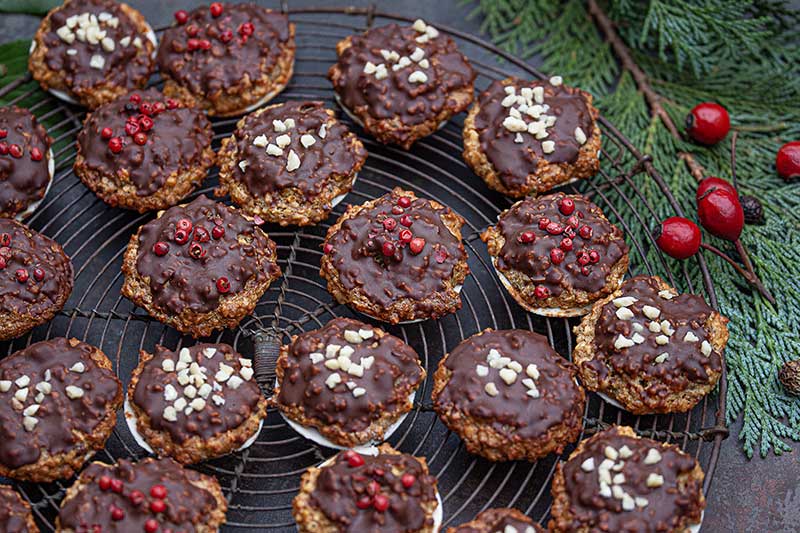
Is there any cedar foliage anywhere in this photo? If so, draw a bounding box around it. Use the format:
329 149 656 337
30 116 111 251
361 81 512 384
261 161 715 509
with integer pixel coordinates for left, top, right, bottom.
467 0 800 457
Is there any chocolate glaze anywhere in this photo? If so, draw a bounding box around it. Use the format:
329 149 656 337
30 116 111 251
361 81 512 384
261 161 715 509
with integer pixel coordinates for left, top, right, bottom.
0 218 73 317
435 329 583 440
0 107 52 218
157 3 291 95
324 190 466 312
41 0 154 94
132 343 262 443
474 78 594 191
277 317 423 434
58 457 220 532
134 195 280 315
561 427 703 532
0 487 32 533
589 276 723 403
493 193 627 297
331 22 474 132
231 101 366 197
310 450 438 533
454 509 541 533
77 88 213 196
0 338 121 470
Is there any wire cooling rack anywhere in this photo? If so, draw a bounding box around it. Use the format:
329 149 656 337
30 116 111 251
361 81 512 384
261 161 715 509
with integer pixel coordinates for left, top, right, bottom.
0 4 727 531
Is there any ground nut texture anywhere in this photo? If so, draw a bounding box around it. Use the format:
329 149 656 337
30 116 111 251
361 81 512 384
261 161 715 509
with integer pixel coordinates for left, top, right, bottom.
573 275 729 414
549 425 705 533
447 507 544 533
121 195 281 338
329 19 475 149
432 328 585 462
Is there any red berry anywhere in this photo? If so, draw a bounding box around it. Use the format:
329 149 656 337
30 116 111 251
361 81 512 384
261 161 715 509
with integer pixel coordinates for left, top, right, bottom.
166 98 179 110
576 252 591 266
382 218 397 231
150 484 167 499
220 29 233 43
654 216 702 260
686 102 730 145
323 242 333 254
695 176 736 201
356 496 372 509
188 242 205 259
538 217 550 229
139 102 153 116
176 218 193 232
9 144 22 158
0 233 9 247
534 285 550 299
216 277 230 293
397 196 412 208
110 479 124 493
0 257 6 270
144 519 159 533
399 214 413 227
139 116 154 131
15 269 28 283
381 241 396 257
150 499 167 513
0 128 6 138
346 452 365 468
110 506 125 521
560 237 573 251
198 39 211 50
518 231 535 244
558 197 575 215
581 266 590 276
153 242 169 256
98 475 112 491
187 38 200 51
373 494 390 512
566 215 579 229
193 226 210 242
391 205 404 215
776 141 800 181
401 473 415 488
409 237 425 255
174 229 190 245
212 225 225 239
545 222 563 235
210 2 224 17
697 188 744 241
129 93 142 104
30 147 43 161
399 229 413 243
578 225 593 239
125 121 140 136
0 142 8 155
239 22 255 38
588 250 600 263
33 267 45 281
152 102 165 115
174 9 189 24
134 132 147 145
101 127 113 139
129 490 145 506
108 137 123 153
550 248 565 264
435 248 448 263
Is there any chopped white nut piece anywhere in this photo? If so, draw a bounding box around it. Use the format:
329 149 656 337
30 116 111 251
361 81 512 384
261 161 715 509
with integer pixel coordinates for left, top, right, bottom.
284 118 296 129
507 360 523 373
526 364 540 380
649 321 662 333
642 305 661 320
212 394 225 406
273 119 287 132
643 448 662 465
615 307 635 320
375 64 388 80
326 345 341 358
132 36 143 48
526 387 540 398
344 330 363 344
549 76 563 86
581 457 595 472
410 47 425 62
646 473 665 487
533 86 544 104
521 378 536 389
339 346 355 359
484 382 499 397
413 19 427 32
0 380 12 393
408 70 428 83
348 364 364 378
23 416 38 432
190 398 206 411
162 359 175 372
613 473 626 485
325 373 342 389
177 373 191 386
66 15 78 28
504 85 516 95
179 348 192 363
418 58 430 69
498 368 517 385
15 376 30 388
426 26 439 38
655 335 669 345
658 289 675 300
266 144 283 156
358 328 374 340
346 381 357 390
65 385 84 399
599 468 612 486
654 352 670 364
361 356 375 370
184 384 197 399
660 320 675 336
635 496 649 508
309 352 324 365
300 134 316 148
513 133 524 144
509 107 522 119
275 134 291 148
501 94 517 107
227 375 244 389
701 340 712 356
57 25 75 43
599 482 612 498
614 335 635 349
198 383 213 398
352 387 366 398
252 134 268 147
101 37 115 52
575 126 587 145
164 384 178 402
89 54 105 70
621 495 636 511
363 61 377 74
324 359 340 371
476 365 489 377
611 485 625 500
632 333 646 344
23 404 39 417
618 445 633 458
632 322 644 333
684 331 700 343
240 366 254 381
286 150 301 171
502 116 528 132
14 388 28 402
119 36 131 47
487 349 501 362
66 48 78 55
239 359 253 368
393 56 411 71
612 461 625 471
163 406 178 422
604 446 619 460
337 355 352 372
318 124 327 138
490 356 511 369
613 296 638 307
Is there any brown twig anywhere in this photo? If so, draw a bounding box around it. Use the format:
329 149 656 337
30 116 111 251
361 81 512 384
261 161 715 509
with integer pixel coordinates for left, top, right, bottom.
678 152 706 182
700 243 774 304
730 131 740 188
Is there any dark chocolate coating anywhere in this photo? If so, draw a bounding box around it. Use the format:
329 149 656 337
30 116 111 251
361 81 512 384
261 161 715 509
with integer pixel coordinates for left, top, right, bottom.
0 218 73 318
331 23 474 127
157 3 291 95
77 88 212 196
132 343 262 443
435 329 583 440
0 338 120 470
494 193 627 297
309 451 438 533
230 101 366 197
474 78 594 191
277 317 423 434
0 487 32 533
0 107 52 218
454 510 540 533
561 427 703 532
589 276 723 397
133 195 280 314
41 0 154 94
325 190 466 311
58 458 219 532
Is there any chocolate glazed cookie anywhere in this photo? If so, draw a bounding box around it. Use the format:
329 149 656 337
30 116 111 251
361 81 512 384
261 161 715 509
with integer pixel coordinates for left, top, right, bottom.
329 19 475 149
274 317 425 448
549 426 705 533
447 508 544 533
0 219 73 342
157 3 295 117
320 188 469 324
0 486 38 533
0 107 53 219
126 343 267 464
29 0 156 109
74 88 215 212
482 193 629 317
573 275 729 414
463 76 601 197
293 444 441 533
121 195 282 338
0 338 122 483
56 457 227 533
216 100 367 226
433 329 586 462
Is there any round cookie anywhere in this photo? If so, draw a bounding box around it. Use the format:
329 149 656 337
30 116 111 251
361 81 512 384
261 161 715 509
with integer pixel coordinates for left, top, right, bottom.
56 457 227 532
432 329 585 462
0 219 73 342
0 338 122 483
549 425 705 533
463 76 601 197
320 188 469 324
0 107 53 219
447 508 544 533
126 343 267 464
74 88 214 212
216 100 367 226
121 194 282 338
274 317 425 448
328 18 475 149
0 486 38 533
481 193 629 317
293 444 441 533
29 0 156 109
572 275 729 414
157 3 295 117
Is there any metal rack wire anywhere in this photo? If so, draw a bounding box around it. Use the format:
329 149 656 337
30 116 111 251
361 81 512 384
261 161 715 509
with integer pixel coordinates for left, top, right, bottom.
0 5 726 531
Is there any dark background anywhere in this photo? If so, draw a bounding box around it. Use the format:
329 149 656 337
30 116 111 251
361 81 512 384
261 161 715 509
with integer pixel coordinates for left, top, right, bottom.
2 1 799 531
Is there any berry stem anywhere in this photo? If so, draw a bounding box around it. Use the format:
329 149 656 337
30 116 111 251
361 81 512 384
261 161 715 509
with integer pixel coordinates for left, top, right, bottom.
700 243 775 305
730 131 739 189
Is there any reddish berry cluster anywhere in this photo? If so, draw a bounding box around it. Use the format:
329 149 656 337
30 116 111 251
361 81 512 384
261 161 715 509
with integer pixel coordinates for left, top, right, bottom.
343 451 416 514
105 95 179 155
174 4 256 51
376 196 426 259
0 234 45 282
0 128 43 161
97 476 169 531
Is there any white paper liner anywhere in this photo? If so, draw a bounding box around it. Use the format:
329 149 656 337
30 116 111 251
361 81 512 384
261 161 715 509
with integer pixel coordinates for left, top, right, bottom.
15 148 54 221
29 23 158 107
330 172 357 209
690 510 704 533
124 395 264 456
